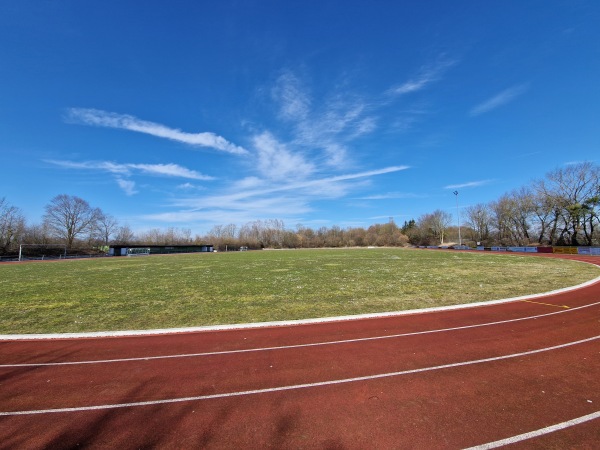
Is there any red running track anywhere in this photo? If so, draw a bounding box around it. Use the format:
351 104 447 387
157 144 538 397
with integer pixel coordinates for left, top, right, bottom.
1 253 599 449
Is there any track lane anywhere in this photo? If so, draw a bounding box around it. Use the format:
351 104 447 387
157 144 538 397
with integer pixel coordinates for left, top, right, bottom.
0 302 598 413
1 337 598 449
1 335 599 416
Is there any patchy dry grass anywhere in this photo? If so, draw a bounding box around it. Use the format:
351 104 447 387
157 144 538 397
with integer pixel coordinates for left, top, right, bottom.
1 248 598 334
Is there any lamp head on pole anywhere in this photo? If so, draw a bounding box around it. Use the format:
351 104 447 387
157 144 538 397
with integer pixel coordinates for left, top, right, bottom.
453 190 458 196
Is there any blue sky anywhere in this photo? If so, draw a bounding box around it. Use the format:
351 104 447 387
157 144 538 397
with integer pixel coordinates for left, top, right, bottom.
1 1 599 234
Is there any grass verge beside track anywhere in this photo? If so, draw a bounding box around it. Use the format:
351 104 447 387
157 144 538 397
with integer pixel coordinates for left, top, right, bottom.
1 248 599 334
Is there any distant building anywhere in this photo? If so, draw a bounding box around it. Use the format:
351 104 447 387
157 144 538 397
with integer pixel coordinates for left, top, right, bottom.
109 244 214 256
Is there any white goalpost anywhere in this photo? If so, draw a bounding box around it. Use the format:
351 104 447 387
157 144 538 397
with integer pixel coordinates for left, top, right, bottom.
18 244 67 261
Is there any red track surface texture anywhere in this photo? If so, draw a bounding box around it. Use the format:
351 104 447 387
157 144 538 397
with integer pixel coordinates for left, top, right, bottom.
1 254 599 449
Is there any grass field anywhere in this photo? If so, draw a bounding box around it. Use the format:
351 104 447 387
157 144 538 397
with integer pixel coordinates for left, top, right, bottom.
1 248 599 334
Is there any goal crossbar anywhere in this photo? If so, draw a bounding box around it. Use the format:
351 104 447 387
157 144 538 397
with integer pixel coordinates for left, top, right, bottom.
18 244 67 261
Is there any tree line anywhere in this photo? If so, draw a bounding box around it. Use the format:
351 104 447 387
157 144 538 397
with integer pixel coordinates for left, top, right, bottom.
1 162 598 256
461 161 599 247
403 162 599 247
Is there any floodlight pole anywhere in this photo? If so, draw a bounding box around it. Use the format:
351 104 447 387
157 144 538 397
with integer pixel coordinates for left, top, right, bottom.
453 191 462 246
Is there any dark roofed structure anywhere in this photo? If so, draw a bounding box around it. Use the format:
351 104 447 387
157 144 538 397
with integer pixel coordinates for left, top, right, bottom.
109 244 213 256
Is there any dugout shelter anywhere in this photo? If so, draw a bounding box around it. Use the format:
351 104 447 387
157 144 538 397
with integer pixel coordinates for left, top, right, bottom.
109 244 214 256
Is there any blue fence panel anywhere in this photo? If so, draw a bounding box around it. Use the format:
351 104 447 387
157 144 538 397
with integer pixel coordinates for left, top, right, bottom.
578 247 600 255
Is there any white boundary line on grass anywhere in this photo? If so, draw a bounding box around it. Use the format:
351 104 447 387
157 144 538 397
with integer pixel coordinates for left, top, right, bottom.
2 274 599 341
0 335 598 416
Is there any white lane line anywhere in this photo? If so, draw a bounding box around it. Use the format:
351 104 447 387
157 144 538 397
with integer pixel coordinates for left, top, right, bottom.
1 335 598 417
2 301 599 368
464 410 600 449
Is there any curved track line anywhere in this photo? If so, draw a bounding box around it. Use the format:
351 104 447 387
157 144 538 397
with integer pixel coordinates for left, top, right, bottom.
2 335 598 417
465 410 600 449
2 301 599 368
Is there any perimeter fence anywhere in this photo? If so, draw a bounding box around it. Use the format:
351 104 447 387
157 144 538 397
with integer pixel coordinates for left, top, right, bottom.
419 245 600 256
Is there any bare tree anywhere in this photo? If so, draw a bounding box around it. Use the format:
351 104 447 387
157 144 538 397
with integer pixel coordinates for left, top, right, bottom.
534 162 600 245
138 228 163 244
345 226 367 247
22 223 52 245
96 213 119 246
0 197 26 254
418 210 452 245
221 224 237 240
295 224 315 248
163 227 192 244
43 195 101 249
114 225 136 244
530 189 561 245
490 188 535 246
238 219 286 248
465 203 492 245
136 227 193 245
325 225 344 247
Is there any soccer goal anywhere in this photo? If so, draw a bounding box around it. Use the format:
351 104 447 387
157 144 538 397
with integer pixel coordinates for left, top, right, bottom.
127 247 151 257
18 244 68 261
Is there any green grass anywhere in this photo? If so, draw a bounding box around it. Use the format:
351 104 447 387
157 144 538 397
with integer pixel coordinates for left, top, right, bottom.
1 248 599 334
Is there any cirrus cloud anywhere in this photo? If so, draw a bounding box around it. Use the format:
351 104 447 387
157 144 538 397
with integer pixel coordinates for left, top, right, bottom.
389 58 457 96
45 159 215 181
470 84 529 116
444 179 493 189
65 108 248 155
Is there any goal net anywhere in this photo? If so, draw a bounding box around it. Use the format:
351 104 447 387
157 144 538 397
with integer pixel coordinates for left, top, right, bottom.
19 244 68 261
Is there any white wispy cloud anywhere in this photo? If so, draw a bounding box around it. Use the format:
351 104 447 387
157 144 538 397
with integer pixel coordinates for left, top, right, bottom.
151 69 417 228
392 78 432 96
65 108 248 155
46 159 215 181
116 178 138 196
144 197 311 226
128 163 214 180
46 160 130 174
470 84 529 116
234 177 265 190
252 131 315 181
240 165 410 200
271 71 311 122
264 60 455 175
389 58 457 96
148 166 410 226
444 180 493 189
270 71 378 169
